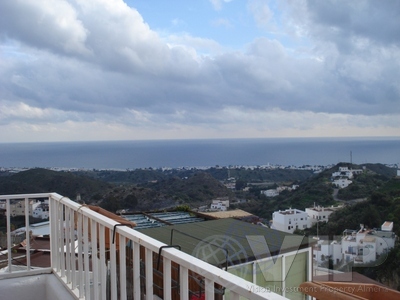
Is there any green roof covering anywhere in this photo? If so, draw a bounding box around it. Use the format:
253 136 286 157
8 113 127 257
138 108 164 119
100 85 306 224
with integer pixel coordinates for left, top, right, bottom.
138 218 312 268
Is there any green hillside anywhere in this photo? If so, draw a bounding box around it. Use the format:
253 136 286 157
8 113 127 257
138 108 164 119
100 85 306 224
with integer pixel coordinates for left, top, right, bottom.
74 166 315 185
239 163 398 221
0 168 112 200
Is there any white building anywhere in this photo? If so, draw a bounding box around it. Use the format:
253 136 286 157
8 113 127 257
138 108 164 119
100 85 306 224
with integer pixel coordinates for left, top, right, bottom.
341 222 396 265
271 208 311 233
332 167 364 179
210 202 227 211
333 178 352 188
332 167 354 179
33 203 50 219
313 240 342 266
313 221 396 267
8 199 41 217
210 198 229 211
306 205 343 224
261 189 279 197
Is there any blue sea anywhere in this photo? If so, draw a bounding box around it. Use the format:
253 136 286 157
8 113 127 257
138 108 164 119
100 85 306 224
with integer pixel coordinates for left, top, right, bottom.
0 137 399 170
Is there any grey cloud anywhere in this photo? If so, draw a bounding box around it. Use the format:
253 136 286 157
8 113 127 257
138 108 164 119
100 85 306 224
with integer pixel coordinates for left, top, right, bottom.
305 0 400 47
0 0 89 56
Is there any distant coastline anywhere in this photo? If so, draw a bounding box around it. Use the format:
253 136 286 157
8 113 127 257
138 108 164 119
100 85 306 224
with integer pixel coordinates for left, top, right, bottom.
0 137 399 170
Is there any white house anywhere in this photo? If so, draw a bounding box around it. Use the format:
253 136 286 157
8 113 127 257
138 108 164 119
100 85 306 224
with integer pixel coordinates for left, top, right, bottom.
332 167 354 179
313 240 342 266
306 204 343 224
33 203 50 219
210 202 227 211
332 167 364 179
333 178 353 188
271 208 311 233
210 198 229 211
261 189 279 197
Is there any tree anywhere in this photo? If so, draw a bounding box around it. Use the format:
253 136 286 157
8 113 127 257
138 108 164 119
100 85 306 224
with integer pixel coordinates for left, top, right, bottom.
235 179 247 191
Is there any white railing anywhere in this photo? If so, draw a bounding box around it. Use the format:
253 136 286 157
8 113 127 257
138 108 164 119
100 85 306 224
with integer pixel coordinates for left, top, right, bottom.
0 193 288 300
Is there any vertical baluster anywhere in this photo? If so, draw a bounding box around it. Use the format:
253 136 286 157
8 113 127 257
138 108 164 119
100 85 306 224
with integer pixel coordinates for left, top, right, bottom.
132 241 141 299
60 203 66 278
110 227 117 300
91 219 99 300
83 215 91 299
204 278 214 299
99 225 107 300
54 199 61 272
77 212 84 298
119 234 127 300
145 248 153 300
65 207 71 283
49 197 58 272
163 257 172 299
180 266 189 300
24 198 31 271
70 207 76 290
6 199 11 272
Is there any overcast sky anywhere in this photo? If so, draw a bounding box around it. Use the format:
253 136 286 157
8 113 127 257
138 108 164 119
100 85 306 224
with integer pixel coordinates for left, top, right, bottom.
0 0 399 143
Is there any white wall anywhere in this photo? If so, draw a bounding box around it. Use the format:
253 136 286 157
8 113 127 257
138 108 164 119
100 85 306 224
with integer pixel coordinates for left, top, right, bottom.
272 209 311 233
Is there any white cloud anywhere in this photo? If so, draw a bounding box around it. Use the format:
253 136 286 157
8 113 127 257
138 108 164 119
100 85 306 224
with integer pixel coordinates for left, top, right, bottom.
209 0 233 11
247 0 275 30
211 18 233 29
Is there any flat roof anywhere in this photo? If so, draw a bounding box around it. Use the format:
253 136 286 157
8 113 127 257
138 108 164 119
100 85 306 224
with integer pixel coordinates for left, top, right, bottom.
138 218 312 267
123 211 205 229
383 221 393 226
198 209 254 219
278 209 305 215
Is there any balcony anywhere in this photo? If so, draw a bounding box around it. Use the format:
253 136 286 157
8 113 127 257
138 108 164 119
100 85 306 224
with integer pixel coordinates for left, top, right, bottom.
0 193 288 300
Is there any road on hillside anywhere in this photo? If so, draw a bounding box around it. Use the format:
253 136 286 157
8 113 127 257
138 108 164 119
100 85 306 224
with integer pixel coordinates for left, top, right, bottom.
332 188 368 204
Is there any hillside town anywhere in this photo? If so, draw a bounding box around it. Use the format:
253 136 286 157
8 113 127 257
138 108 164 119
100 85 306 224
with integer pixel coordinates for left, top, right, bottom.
1 163 400 299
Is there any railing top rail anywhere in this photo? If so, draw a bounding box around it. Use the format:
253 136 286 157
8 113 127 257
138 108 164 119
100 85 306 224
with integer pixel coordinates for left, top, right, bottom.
0 193 56 200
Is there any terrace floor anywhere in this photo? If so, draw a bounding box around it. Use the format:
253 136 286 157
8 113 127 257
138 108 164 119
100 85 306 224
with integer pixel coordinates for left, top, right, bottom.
0 273 76 300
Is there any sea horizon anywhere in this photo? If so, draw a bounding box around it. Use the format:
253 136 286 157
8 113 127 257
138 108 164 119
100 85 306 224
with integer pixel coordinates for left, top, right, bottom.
0 136 399 170
2 135 400 145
